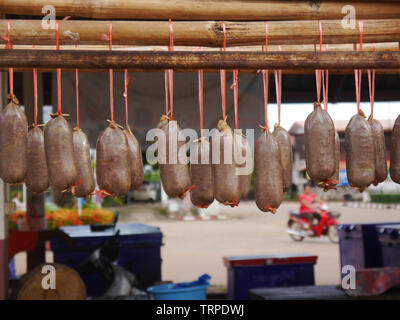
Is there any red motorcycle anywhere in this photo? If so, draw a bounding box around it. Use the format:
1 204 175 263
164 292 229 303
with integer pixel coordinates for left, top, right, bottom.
287 202 340 243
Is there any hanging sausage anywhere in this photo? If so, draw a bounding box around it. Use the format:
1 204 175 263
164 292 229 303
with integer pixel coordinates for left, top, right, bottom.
345 62 375 192
254 56 283 213
190 69 214 208
96 23 131 197
71 67 95 197
122 70 144 191
272 65 293 193
26 68 49 194
367 68 387 185
231 69 252 199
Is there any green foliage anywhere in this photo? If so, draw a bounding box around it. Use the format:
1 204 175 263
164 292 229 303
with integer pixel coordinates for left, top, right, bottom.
144 169 160 182
82 198 98 210
370 194 400 203
102 196 124 207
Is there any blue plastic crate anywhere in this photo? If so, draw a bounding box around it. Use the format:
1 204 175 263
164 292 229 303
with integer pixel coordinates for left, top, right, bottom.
50 223 163 297
338 222 400 271
223 254 317 300
377 224 400 267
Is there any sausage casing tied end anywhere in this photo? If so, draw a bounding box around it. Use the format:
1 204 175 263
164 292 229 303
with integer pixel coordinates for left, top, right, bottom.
345 113 375 191
157 118 191 198
123 127 144 191
234 132 252 199
190 139 214 208
273 125 293 192
73 128 95 197
369 118 388 185
26 126 49 194
0 101 28 183
211 120 241 206
254 129 283 213
44 115 79 191
304 105 336 184
96 123 131 197
390 114 400 184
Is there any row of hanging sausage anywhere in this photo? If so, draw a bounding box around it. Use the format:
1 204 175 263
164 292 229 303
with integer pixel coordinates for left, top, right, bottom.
1 94 399 214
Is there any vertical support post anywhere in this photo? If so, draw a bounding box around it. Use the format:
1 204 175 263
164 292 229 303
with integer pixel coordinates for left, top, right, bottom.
0 69 8 300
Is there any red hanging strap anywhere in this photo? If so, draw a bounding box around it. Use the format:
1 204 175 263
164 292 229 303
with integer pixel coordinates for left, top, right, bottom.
314 20 323 107
368 43 376 119
198 69 204 137
262 22 269 128
232 69 239 130
124 69 130 128
321 65 329 111
274 46 282 126
108 21 114 122
55 20 63 115
354 21 363 115
164 19 174 120
220 21 227 120
3 19 14 101
33 67 38 126
75 68 80 128
1 19 15 101
164 70 169 115
74 43 80 128
230 47 239 129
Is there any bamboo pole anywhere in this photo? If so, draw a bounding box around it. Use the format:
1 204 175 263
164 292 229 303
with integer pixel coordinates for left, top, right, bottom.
0 50 399 70
1 0 400 20
2 43 400 52
1 19 400 47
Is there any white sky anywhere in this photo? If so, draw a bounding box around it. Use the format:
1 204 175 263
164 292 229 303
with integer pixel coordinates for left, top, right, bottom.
268 101 400 131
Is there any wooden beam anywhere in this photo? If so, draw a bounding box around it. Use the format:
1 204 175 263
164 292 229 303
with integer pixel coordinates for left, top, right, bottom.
0 49 399 70
1 19 400 47
1 0 400 20
2 68 400 75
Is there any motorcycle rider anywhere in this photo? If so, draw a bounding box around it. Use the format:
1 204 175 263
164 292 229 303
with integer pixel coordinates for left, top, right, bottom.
299 183 323 227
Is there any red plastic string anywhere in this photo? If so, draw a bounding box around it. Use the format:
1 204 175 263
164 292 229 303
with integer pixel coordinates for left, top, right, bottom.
368 43 376 119
314 21 323 106
33 67 38 126
55 20 62 115
74 43 79 128
4 19 14 98
168 69 173 120
262 70 268 127
322 47 329 111
220 21 227 119
354 21 363 115
262 22 269 127
169 19 174 120
124 69 129 128
274 46 282 126
198 69 204 137
164 70 169 115
164 19 174 120
232 69 239 130
75 68 80 128
108 22 114 122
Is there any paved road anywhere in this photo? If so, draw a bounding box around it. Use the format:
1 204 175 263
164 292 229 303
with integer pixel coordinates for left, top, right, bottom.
121 201 400 287
14 200 399 288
